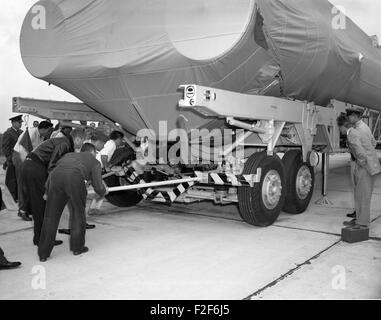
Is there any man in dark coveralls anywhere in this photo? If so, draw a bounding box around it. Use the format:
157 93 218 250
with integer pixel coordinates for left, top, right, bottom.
38 143 108 261
22 136 75 246
2 115 24 201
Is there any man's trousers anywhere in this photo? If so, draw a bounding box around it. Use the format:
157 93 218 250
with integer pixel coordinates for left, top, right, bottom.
38 168 87 258
353 164 375 227
350 160 356 214
12 152 29 214
22 158 48 245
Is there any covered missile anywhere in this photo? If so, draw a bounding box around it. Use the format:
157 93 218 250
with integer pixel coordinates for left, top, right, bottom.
20 0 381 135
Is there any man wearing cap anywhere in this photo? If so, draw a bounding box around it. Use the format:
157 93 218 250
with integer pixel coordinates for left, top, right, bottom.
337 115 381 228
2 115 24 201
345 107 377 220
13 121 54 221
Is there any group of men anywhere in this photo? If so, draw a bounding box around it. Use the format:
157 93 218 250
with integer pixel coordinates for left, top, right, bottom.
1 115 127 268
337 108 381 228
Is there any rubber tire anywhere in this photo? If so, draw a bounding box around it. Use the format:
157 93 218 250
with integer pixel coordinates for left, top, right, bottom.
104 174 143 208
282 150 315 214
238 152 286 227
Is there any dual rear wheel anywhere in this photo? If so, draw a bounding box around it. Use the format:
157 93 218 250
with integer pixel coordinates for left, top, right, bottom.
238 150 315 227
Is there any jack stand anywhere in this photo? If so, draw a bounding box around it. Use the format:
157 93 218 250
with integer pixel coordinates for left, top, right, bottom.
315 152 333 206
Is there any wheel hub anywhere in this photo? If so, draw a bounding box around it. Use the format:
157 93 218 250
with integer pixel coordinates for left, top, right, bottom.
296 165 312 200
262 170 282 210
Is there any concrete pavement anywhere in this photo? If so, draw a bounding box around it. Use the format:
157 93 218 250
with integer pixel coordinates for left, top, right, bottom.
0 153 380 299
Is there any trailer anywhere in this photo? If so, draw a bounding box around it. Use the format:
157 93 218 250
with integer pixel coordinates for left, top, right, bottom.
13 86 353 227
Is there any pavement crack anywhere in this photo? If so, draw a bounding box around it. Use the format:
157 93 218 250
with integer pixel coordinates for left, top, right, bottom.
272 224 341 237
0 227 32 236
243 239 342 300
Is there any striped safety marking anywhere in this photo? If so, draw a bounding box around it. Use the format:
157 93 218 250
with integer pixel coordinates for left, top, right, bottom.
123 167 259 203
124 167 195 204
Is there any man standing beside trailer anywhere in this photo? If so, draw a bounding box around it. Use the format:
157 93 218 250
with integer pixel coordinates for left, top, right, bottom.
345 108 377 221
337 115 381 228
13 121 54 221
2 115 24 202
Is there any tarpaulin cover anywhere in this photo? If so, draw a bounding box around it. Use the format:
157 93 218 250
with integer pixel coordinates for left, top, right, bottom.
20 0 381 135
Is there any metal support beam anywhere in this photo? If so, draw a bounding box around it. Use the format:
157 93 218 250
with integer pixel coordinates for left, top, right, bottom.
315 152 333 206
13 97 108 122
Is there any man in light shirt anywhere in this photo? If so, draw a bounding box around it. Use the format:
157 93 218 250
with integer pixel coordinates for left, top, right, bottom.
337 114 381 228
13 121 53 221
346 108 377 220
89 131 125 215
99 131 125 172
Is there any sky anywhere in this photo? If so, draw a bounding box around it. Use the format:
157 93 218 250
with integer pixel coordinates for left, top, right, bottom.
0 0 380 132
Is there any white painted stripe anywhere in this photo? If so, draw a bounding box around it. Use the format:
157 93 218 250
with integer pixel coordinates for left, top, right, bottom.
211 173 224 185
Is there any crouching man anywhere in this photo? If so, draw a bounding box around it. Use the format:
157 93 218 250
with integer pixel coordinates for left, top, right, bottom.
38 143 108 262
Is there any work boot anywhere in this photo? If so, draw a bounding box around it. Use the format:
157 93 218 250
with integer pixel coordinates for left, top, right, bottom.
347 211 356 218
343 219 357 226
18 211 32 222
0 260 22 270
73 246 89 256
59 224 95 235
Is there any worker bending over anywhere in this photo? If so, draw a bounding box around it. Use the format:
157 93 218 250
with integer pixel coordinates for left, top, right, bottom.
22 130 83 246
337 115 381 228
58 132 109 235
38 143 108 261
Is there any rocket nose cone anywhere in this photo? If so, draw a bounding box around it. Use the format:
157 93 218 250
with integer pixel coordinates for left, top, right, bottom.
20 0 66 79
166 0 255 61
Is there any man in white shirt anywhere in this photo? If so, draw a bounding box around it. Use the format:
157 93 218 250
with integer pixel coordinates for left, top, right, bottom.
13 121 53 221
99 131 125 171
337 114 381 228
346 108 377 220
89 131 125 215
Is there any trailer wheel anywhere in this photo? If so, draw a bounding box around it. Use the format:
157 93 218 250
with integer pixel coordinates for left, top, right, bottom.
104 174 143 208
282 150 315 214
238 152 285 227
